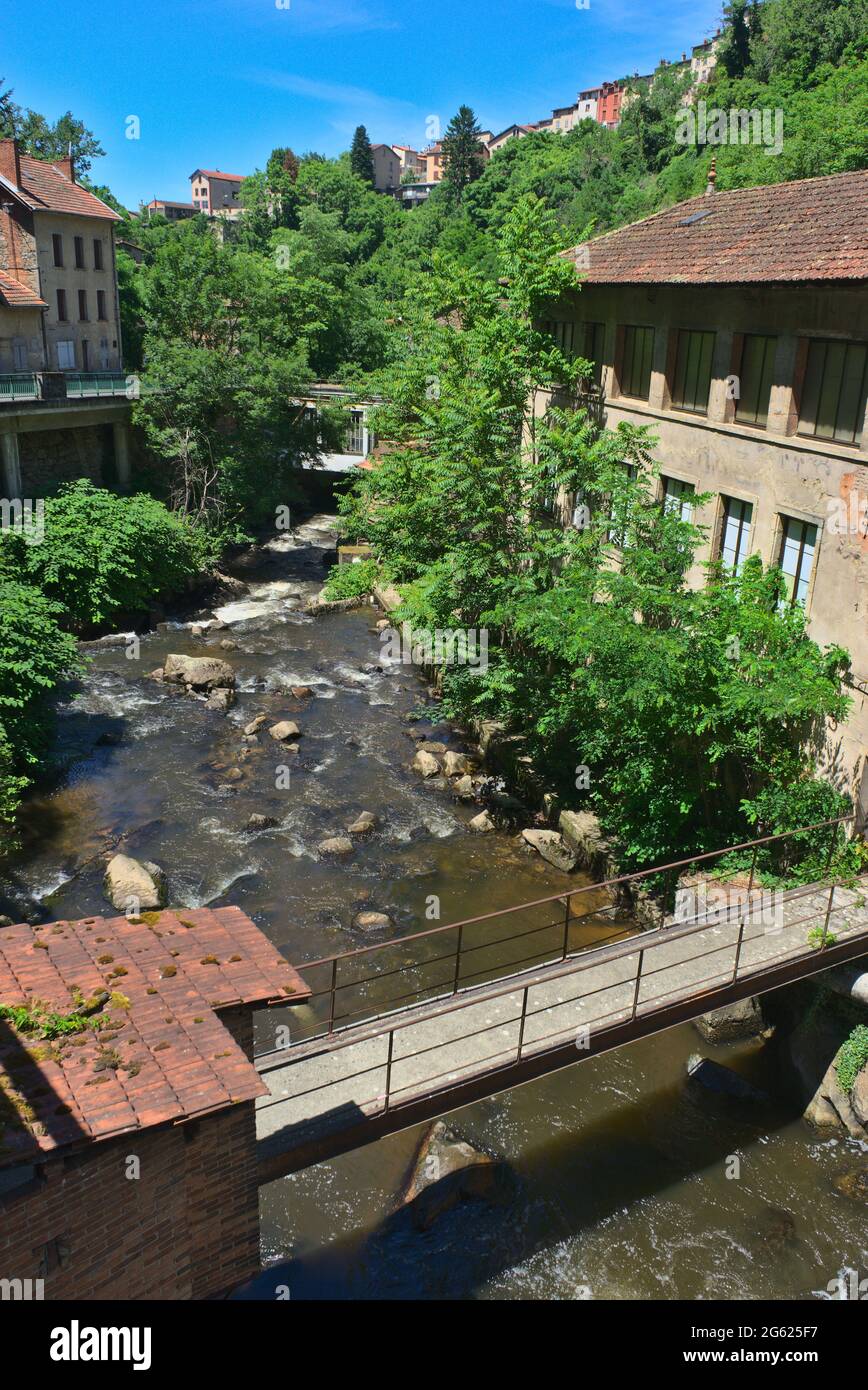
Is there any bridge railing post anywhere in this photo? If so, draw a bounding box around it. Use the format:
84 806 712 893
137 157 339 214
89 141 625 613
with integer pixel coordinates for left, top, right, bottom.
383 1029 394 1113
327 957 338 1035
631 949 644 1020
562 893 571 960
820 882 837 949
452 923 464 994
731 918 746 984
517 985 529 1060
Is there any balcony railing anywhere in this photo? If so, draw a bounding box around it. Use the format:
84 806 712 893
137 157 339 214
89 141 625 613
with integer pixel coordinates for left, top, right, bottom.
0 371 132 405
64 372 131 399
0 374 40 402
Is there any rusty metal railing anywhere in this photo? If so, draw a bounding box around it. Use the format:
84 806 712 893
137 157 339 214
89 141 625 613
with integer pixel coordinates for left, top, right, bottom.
257 814 857 1061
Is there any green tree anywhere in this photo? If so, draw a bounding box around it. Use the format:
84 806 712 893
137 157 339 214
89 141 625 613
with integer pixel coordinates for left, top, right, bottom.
441 105 486 204
350 125 375 184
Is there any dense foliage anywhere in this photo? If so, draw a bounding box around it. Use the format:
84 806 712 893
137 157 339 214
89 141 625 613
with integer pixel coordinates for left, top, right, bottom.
337 196 854 872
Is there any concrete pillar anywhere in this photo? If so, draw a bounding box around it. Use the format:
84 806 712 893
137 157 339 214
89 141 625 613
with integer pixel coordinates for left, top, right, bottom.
113 421 131 490
707 330 735 423
767 334 800 437
1 431 23 500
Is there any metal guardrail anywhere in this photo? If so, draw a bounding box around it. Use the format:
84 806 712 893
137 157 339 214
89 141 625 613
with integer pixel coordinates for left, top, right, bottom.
0 373 39 401
64 373 130 399
257 814 858 1061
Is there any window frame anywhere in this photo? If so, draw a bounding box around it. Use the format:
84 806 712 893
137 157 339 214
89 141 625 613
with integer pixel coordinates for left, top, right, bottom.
73 235 85 269
798 338 868 446
735 333 777 428
77 289 89 322
777 514 819 608
670 328 715 415
620 325 654 401
93 238 104 271
56 287 68 321
660 474 696 523
51 233 63 267
718 495 754 572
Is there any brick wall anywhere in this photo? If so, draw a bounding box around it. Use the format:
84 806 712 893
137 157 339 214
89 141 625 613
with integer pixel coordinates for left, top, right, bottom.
0 1101 261 1300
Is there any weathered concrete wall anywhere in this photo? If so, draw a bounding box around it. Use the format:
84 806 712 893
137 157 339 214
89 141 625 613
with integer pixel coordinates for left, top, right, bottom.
17 422 114 494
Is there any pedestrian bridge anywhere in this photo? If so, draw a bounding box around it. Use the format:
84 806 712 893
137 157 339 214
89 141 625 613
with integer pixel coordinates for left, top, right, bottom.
255 817 868 1180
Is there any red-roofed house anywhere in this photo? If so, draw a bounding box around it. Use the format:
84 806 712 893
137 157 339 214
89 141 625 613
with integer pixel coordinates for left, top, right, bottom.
538 169 868 797
0 139 132 498
0 906 310 1299
189 168 246 219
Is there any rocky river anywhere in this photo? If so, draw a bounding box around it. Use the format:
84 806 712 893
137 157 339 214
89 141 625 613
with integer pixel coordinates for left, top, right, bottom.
2 514 866 1300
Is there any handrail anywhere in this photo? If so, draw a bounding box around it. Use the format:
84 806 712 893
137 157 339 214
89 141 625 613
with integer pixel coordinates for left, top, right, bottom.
258 815 858 1059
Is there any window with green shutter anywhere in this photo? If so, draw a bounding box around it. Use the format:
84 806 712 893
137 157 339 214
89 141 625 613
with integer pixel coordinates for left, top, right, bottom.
620 325 654 400
798 339 868 445
671 329 715 414
736 335 776 427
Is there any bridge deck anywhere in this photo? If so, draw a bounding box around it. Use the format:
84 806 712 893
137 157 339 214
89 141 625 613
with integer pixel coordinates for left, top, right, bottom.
256 876 868 1178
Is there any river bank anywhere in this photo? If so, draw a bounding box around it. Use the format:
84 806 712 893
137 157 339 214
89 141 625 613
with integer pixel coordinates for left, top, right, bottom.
1 513 866 1301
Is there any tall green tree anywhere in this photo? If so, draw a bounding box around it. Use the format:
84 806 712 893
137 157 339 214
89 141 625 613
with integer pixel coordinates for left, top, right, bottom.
350 125 375 184
441 105 485 204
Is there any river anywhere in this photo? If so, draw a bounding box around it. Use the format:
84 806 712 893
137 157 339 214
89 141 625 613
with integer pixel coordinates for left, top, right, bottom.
3 514 866 1301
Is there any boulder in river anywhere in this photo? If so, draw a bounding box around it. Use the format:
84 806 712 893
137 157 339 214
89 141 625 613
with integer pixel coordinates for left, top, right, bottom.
162 654 236 691
412 749 441 778
443 751 473 777
521 828 578 872
347 812 377 836
832 1163 868 1203
104 854 167 912
245 814 279 833
451 774 476 801
397 1120 515 1231
353 910 392 931
206 688 235 712
318 836 354 858
269 721 301 742
469 810 495 833
244 714 269 736
290 685 314 699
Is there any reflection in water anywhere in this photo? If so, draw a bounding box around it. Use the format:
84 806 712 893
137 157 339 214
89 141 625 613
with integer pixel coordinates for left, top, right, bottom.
4 515 866 1301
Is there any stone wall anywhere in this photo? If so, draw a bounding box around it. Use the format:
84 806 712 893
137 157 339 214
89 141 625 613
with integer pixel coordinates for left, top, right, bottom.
18 423 114 495
0 1101 261 1300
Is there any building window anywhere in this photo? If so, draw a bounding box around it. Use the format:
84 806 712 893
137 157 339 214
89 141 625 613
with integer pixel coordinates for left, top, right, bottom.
661 475 695 522
719 496 753 571
798 339 868 445
82 340 90 370
671 329 715 414
93 238 104 270
56 340 75 369
736 334 776 427
74 236 85 269
56 288 68 321
620 325 654 400
97 289 108 319
78 289 88 321
52 233 64 267
778 516 818 606
608 462 639 544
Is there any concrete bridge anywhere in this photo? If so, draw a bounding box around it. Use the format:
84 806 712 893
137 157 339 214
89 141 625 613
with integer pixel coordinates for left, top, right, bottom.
255 818 868 1180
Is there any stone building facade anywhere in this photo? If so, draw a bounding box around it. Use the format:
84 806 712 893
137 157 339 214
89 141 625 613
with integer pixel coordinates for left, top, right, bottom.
539 170 868 802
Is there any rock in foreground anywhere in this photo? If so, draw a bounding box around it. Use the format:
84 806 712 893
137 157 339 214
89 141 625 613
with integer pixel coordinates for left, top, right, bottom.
521 828 578 872
162 654 235 691
104 854 167 912
397 1120 515 1231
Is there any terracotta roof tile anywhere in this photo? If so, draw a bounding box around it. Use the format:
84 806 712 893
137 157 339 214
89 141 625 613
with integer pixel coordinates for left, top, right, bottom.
0 907 309 1167
0 269 47 308
566 170 868 285
14 154 121 221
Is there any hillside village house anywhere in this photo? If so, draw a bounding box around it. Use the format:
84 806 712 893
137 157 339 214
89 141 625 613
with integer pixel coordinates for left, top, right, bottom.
0 139 132 499
538 170 868 806
189 167 245 219
371 143 402 193
145 198 197 221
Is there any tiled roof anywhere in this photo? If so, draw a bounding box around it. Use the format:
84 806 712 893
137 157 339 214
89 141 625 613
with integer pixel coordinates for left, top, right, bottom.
565 170 868 284
0 906 309 1167
0 269 47 309
147 199 196 210
191 169 245 181
14 154 121 221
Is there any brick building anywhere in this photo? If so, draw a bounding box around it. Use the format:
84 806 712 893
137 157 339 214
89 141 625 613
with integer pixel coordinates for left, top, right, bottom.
0 906 309 1300
538 170 868 800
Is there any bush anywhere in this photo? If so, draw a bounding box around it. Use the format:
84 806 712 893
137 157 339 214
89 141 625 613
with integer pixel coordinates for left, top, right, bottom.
322 556 379 600
836 1025 868 1093
10 480 211 628
0 581 80 841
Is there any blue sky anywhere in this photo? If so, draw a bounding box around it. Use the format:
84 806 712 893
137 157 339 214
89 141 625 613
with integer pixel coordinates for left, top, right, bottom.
5 0 723 209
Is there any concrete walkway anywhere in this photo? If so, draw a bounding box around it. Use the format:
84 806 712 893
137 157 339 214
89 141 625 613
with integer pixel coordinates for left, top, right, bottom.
256 877 868 1156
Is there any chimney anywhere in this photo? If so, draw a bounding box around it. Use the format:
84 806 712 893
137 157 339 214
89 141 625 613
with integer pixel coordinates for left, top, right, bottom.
56 152 75 183
705 156 717 196
0 138 21 189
